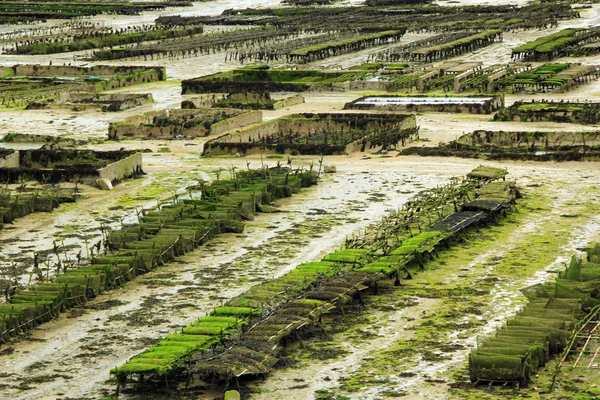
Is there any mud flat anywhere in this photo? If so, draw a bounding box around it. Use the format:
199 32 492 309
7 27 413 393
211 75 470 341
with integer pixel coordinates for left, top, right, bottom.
245 161 600 400
2 0 600 399
0 156 460 399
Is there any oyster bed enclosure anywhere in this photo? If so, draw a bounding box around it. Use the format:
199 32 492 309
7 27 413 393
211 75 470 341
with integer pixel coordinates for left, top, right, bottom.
211 92 305 110
181 66 374 94
458 130 600 149
494 100 600 124
181 92 304 111
512 28 600 61
344 95 504 114
508 63 600 93
0 0 190 25
26 93 153 112
203 113 418 156
0 149 142 187
182 63 600 96
0 65 165 108
182 64 492 96
9 26 204 56
192 4 576 33
401 129 600 162
108 108 263 140
0 186 76 230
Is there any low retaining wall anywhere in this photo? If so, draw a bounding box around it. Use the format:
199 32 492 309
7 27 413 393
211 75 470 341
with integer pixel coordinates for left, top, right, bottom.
182 94 225 109
0 65 165 109
344 95 504 114
494 101 600 125
204 113 417 156
0 151 19 168
27 93 153 112
13 65 166 80
182 73 350 94
458 130 600 149
0 149 143 188
109 109 262 140
96 153 143 184
348 80 391 91
273 94 305 110
93 68 164 92
210 110 263 136
209 93 305 110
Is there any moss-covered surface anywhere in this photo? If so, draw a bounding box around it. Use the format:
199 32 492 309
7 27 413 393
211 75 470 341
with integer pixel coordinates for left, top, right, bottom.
247 182 600 399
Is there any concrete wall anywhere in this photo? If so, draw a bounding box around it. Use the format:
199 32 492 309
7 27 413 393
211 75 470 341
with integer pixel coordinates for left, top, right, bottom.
97 153 143 183
212 113 416 144
0 149 141 187
181 94 224 109
306 82 349 92
203 113 417 156
345 95 504 114
63 93 152 103
281 115 415 134
109 110 262 140
273 94 305 110
228 93 268 102
26 102 97 112
13 65 164 78
210 111 263 136
31 93 153 112
459 130 600 148
94 68 163 92
210 120 281 145
0 151 19 168
510 111 576 123
348 80 390 91
1 66 163 108
109 124 205 139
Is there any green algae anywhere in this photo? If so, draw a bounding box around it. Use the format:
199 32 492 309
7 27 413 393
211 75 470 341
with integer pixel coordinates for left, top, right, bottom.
289 182 600 399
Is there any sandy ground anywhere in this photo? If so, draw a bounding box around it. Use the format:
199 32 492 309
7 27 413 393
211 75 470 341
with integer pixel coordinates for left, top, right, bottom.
2 0 600 399
248 161 600 400
0 155 455 399
2 154 600 400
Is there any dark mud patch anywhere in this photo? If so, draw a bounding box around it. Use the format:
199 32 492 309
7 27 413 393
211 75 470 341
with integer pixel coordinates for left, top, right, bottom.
307 208 330 215
141 279 184 287
379 389 408 397
0 347 15 356
85 299 128 310
305 344 350 361
24 361 47 372
20 373 72 385
67 309 87 318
